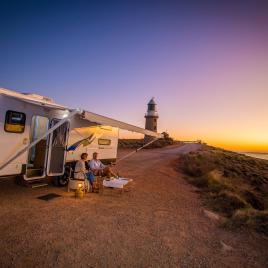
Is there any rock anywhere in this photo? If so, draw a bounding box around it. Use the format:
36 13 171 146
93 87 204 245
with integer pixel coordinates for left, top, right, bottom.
220 241 234 252
203 209 220 221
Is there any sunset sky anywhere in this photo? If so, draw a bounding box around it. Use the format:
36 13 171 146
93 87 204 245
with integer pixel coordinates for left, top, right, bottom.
1 1 267 152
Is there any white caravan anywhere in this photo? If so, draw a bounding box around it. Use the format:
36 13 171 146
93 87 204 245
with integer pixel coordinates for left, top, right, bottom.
0 88 162 185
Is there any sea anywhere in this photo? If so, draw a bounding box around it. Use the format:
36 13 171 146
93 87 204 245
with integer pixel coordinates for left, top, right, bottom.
242 153 268 161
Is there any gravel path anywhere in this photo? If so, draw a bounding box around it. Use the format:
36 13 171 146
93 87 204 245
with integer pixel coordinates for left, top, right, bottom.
0 144 267 267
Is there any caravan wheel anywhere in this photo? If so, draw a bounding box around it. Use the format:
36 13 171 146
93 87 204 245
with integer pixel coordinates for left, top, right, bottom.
57 166 71 187
57 175 69 187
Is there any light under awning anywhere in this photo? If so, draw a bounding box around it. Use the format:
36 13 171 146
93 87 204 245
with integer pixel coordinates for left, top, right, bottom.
82 110 163 138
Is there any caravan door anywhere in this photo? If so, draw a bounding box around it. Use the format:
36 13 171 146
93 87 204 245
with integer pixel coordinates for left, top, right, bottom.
25 115 50 180
46 119 69 176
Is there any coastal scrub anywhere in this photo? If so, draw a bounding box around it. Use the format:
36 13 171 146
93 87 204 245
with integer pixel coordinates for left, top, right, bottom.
177 145 268 235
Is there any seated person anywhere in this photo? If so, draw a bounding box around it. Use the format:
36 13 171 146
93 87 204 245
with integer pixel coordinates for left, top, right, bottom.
89 152 117 178
74 153 95 189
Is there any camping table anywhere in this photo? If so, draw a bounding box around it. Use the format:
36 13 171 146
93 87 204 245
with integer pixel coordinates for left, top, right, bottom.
102 177 133 194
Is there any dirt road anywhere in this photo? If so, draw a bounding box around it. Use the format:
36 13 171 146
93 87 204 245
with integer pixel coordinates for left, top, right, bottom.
0 144 267 267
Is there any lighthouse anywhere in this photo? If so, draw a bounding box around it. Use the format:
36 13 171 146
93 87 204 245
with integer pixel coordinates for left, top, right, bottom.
144 97 158 141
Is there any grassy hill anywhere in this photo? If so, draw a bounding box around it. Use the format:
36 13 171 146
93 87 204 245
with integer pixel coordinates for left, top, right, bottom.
177 145 268 235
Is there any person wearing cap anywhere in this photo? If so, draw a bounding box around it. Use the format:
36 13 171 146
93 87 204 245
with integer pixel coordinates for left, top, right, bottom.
89 152 117 178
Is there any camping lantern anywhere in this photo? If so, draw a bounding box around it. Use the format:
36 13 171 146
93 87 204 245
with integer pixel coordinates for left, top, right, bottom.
75 183 84 199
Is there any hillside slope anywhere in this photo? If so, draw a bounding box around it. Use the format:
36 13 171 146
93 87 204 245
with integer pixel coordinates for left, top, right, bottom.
177 145 268 234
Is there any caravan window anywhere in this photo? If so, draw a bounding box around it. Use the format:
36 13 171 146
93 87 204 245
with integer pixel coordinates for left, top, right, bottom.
4 110 26 133
98 139 111 146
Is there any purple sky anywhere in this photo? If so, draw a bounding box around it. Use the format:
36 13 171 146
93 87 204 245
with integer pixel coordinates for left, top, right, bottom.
1 1 268 151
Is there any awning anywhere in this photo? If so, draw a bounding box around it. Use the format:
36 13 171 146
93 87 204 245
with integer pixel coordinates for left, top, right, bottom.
1 87 163 138
82 110 163 138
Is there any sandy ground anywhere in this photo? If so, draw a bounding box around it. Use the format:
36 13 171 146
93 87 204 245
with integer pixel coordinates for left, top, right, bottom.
0 144 267 268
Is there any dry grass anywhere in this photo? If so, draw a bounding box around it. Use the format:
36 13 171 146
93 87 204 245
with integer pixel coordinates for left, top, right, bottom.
205 191 249 217
225 209 268 235
177 145 268 234
118 139 144 148
118 138 176 149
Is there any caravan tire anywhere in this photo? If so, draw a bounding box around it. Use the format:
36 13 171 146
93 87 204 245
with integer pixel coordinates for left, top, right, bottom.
57 175 69 187
57 166 71 187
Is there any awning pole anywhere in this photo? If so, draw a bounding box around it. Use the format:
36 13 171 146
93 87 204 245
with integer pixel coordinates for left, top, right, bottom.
0 109 81 172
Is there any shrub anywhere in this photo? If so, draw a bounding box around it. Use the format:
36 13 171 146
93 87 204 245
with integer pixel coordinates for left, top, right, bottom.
226 209 268 235
180 155 215 177
209 191 249 217
185 175 209 188
206 172 231 193
242 190 265 210
177 145 268 234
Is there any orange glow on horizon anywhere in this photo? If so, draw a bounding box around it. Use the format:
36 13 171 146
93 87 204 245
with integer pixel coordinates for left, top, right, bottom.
171 133 268 153
119 130 268 153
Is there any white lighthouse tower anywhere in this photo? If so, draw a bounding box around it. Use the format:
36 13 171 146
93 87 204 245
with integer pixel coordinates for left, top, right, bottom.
144 97 158 141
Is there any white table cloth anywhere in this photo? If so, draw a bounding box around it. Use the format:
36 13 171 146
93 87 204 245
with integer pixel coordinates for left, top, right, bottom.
102 177 132 189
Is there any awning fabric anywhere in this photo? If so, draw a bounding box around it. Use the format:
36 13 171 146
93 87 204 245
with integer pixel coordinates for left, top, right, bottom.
82 111 163 138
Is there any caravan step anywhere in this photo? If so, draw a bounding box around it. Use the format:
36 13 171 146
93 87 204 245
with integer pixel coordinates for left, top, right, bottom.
24 179 49 188
19 176 50 188
30 182 48 188
26 168 44 178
